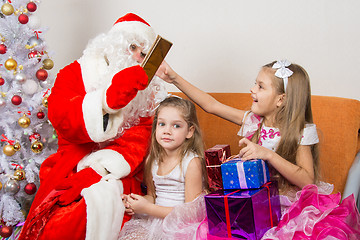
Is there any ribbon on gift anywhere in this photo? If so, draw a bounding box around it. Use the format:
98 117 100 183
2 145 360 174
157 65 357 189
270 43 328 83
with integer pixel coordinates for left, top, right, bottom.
236 161 248 189
262 181 274 228
261 160 268 183
223 154 239 164
232 159 268 189
224 189 241 238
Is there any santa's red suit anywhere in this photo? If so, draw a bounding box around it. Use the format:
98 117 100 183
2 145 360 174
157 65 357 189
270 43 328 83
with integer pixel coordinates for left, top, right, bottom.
19 13 166 240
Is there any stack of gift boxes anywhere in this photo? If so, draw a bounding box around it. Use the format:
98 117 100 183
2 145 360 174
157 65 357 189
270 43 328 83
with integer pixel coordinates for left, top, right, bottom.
205 145 281 239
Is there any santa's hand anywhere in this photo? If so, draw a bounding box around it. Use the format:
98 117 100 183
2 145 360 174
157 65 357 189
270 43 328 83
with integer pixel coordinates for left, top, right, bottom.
239 138 272 161
55 167 102 206
104 65 148 110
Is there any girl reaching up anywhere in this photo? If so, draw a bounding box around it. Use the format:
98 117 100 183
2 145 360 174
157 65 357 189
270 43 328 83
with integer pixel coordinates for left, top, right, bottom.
158 60 360 239
118 96 208 240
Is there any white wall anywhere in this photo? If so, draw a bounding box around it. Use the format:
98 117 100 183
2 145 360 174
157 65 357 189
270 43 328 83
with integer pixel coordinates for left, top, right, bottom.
38 0 359 100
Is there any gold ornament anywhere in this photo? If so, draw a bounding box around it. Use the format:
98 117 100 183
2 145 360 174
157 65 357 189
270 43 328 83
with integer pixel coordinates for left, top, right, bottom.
43 59 54 70
3 144 16 156
18 115 31 128
42 96 48 108
13 142 21 151
31 140 43 153
5 58 17 70
0 181 2 190
1 3 14 16
14 169 26 181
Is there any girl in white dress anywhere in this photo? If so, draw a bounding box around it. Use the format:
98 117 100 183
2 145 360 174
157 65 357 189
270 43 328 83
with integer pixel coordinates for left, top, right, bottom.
118 96 209 239
157 60 360 239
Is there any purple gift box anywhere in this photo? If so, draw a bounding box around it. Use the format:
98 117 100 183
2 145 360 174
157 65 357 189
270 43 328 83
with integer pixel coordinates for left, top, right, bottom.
221 158 270 190
205 181 281 239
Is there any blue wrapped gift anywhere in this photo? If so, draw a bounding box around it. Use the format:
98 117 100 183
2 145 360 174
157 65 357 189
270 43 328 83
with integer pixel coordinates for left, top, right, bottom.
221 158 270 190
205 181 281 239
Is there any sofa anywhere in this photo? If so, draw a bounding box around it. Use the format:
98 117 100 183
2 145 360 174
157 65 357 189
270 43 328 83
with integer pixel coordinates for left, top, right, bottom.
172 92 360 195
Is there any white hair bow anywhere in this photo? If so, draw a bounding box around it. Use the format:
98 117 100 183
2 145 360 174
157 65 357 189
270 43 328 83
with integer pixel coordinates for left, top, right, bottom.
272 60 293 92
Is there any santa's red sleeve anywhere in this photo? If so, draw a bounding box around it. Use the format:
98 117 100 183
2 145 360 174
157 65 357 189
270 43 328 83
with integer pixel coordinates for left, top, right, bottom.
74 118 153 240
77 116 153 180
48 61 126 145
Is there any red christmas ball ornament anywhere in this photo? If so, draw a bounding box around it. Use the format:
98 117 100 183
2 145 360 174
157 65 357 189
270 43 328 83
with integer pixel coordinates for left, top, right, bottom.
0 77 4 86
37 111 45 119
26 2 37 12
24 182 37 195
18 14 29 24
0 44 7 54
11 95 22 105
36 69 48 81
29 132 41 143
28 50 43 61
0 225 13 238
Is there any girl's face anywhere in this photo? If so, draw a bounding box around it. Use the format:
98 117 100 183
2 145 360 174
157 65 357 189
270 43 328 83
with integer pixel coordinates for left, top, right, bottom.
155 106 194 153
250 69 283 123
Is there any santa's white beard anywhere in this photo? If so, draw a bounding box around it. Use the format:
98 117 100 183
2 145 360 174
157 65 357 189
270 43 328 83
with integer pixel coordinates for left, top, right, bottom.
80 30 167 137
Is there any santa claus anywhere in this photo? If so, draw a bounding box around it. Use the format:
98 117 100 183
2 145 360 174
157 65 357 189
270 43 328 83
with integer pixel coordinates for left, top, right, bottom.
19 13 167 240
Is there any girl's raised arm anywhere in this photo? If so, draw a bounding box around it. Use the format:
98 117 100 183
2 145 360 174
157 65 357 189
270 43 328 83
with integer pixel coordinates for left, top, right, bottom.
157 61 245 125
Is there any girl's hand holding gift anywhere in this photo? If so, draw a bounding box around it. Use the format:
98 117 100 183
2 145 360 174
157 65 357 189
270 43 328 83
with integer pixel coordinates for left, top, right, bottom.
239 137 273 161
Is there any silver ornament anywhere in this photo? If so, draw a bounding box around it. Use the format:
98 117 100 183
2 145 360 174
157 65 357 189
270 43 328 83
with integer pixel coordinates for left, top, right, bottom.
39 79 52 89
15 73 27 83
4 179 20 195
27 36 43 48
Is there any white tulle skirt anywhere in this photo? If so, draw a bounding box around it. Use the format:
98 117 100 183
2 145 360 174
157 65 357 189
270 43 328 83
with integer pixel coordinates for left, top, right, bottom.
118 193 207 240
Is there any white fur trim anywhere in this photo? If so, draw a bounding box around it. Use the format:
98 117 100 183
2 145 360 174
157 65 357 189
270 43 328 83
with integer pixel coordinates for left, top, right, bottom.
82 89 124 142
78 54 111 93
82 178 124 240
77 149 131 179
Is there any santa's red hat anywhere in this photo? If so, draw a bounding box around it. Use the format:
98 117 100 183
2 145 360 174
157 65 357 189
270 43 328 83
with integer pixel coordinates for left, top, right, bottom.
110 13 155 42
114 13 150 27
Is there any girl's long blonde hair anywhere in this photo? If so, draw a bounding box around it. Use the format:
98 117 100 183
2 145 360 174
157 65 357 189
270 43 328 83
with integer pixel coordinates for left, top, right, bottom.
251 61 320 190
144 97 208 197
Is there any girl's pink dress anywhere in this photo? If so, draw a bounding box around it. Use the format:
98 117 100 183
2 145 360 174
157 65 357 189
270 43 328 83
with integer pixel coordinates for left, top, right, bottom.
238 111 360 239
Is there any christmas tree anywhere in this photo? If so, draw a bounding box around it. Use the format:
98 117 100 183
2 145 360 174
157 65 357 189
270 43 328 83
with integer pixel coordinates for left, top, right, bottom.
0 0 57 238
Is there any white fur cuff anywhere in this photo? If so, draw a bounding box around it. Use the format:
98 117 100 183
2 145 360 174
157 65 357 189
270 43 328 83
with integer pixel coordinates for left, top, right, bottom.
82 90 124 142
78 149 131 179
83 178 125 240
102 89 120 114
